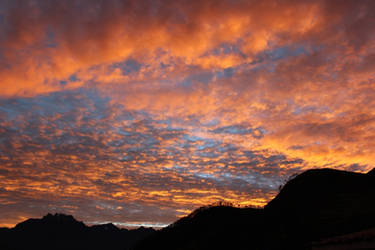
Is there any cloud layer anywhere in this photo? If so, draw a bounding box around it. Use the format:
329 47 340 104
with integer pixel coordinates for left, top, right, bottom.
0 0 374 227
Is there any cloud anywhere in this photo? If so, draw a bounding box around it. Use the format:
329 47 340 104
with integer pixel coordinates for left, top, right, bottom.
1 0 364 96
0 0 375 227
0 89 306 226
210 125 264 138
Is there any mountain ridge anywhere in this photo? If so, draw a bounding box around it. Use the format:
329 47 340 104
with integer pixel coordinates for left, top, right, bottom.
1 168 375 250
0 212 155 250
135 168 375 249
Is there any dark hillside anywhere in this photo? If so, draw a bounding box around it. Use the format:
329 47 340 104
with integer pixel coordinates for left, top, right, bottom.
0 213 154 250
136 168 375 250
2 168 375 250
137 205 265 250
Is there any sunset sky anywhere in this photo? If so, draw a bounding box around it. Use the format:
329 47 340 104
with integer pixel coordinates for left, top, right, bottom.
0 0 374 228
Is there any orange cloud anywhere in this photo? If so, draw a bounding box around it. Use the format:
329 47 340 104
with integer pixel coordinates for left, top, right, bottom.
0 0 375 228
0 0 329 96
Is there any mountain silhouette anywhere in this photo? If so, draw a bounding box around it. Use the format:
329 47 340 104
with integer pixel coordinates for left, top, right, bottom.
2 168 375 250
0 213 154 250
135 168 375 250
264 168 375 248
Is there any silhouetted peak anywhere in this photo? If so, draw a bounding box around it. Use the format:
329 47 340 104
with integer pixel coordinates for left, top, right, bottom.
42 213 77 222
265 168 373 211
185 203 238 221
40 213 86 228
279 168 364 190
15 213 86 232
91 223 120 232
135 226 146 232
292 168 357 180
135 168 375 250
367 168 375 176
4 214 156 250
167 204 259 232
133 226 155 234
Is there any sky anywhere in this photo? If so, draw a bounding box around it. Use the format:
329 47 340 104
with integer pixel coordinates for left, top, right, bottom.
0 0 374 228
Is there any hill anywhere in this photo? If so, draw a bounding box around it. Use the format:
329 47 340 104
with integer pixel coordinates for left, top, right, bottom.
135 168 375 249
1 168 375 249
0 213 154 250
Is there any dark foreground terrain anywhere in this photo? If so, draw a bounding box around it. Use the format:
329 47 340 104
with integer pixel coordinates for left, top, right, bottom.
0 213 154 250
135 168 375 250
1 168 375 249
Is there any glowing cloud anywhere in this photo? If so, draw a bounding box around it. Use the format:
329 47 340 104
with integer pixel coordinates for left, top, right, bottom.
0 0 374 227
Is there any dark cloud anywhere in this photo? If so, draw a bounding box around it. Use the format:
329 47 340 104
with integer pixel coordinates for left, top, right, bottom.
211 125 265 138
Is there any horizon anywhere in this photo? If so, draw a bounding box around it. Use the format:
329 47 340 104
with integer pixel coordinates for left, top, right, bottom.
2 166 374 230
1 0 375 228
0 211 169 229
